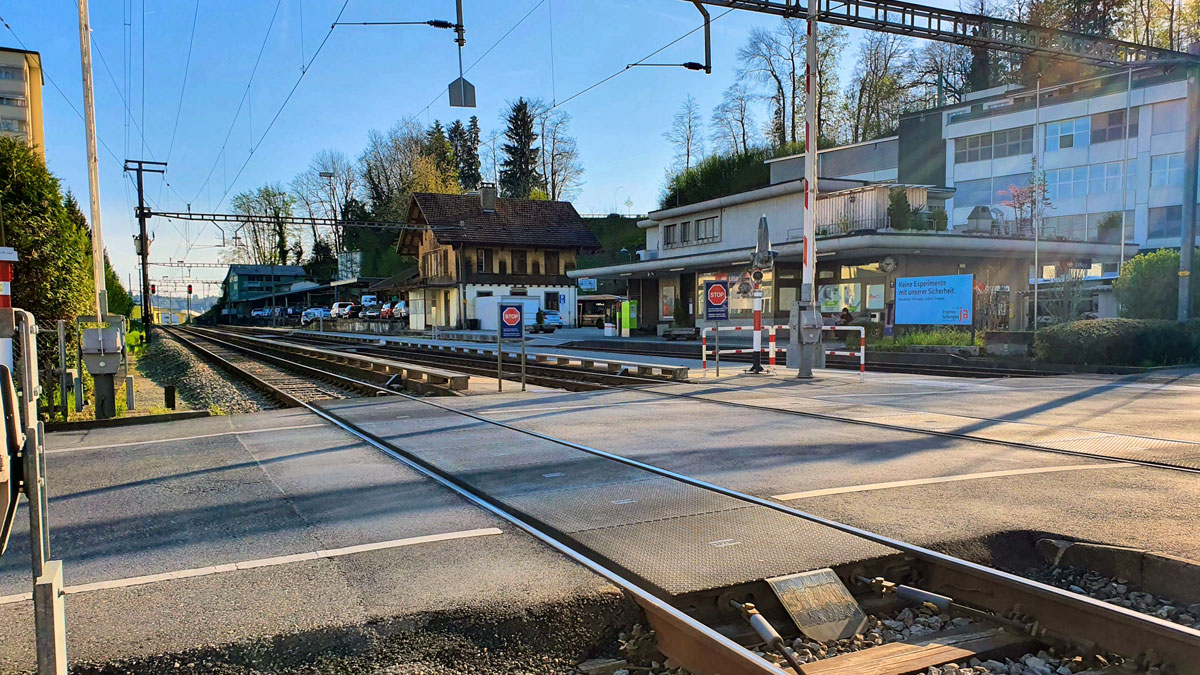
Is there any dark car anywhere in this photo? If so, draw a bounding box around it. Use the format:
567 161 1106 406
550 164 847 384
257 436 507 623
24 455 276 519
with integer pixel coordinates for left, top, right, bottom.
346 304 364 318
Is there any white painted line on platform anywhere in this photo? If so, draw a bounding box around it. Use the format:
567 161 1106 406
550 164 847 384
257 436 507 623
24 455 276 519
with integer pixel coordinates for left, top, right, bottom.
0 527 502 605
771 463 1136 501
47 423 328 454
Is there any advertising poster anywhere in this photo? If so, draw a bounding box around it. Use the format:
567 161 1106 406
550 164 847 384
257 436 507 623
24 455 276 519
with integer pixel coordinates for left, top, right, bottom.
894 274 973 325
818 283 861 313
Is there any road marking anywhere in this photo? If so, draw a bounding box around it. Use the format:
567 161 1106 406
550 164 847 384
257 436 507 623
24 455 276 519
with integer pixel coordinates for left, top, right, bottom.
771 463 1136 501
0 527 502 605
46 423 328 454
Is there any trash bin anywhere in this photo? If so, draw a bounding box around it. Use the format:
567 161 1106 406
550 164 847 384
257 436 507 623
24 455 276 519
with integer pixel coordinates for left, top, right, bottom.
603 322 616 337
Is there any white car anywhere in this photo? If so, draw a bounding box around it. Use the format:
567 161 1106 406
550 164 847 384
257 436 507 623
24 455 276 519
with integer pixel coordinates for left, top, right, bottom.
331 302 354 318
301 307 331 325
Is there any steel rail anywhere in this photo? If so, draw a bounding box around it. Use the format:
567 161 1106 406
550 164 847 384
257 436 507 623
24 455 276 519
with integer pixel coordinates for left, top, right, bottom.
312 390 1200 665
162 326 394 404
302 402 778 675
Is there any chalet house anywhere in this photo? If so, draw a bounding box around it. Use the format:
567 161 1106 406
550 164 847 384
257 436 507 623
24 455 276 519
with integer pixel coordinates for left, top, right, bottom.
397 186 601 330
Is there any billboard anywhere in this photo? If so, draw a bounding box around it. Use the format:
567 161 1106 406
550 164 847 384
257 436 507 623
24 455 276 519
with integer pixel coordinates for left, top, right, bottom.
704 280 729 321
818 283 861 313
895 274 973 325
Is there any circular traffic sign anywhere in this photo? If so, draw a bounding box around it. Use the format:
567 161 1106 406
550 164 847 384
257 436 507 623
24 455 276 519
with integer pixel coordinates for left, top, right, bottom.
502 306 521 326
708 283 727 306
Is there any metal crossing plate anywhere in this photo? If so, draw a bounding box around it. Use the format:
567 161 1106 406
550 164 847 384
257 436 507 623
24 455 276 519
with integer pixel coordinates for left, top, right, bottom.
766 568 867 642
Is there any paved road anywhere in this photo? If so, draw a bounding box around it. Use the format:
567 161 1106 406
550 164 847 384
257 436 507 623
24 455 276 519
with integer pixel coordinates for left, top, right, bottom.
1 409 618 672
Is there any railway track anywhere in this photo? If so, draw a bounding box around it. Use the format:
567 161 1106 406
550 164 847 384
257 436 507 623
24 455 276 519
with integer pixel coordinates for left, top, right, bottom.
165 325 1200 670
160 326 390 406
242 329 1200 475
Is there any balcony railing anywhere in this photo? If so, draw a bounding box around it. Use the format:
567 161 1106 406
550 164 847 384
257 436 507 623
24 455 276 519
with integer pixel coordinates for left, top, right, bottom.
813 215 1126 244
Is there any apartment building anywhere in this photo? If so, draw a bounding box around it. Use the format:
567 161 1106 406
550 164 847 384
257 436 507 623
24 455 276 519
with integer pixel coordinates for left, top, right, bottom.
0 47 44 157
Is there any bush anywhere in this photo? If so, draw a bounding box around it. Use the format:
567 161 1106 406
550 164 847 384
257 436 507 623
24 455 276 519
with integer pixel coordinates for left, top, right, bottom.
887 187 911 230
870 328 980 351
1033 318 1197 366
1113 248 1200 320
849 318 883 340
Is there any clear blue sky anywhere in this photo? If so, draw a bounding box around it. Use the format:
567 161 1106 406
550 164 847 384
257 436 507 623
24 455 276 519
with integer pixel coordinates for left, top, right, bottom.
2 0 942 289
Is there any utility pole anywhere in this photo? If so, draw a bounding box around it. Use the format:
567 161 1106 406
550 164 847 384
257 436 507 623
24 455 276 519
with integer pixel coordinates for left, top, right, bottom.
124 160 166 336
1179 62 1199 322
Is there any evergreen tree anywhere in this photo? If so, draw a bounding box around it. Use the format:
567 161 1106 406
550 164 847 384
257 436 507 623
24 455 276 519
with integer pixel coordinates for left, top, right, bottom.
499 98 543 199
448 117 482 191
424 120 456 182
63 191 133 316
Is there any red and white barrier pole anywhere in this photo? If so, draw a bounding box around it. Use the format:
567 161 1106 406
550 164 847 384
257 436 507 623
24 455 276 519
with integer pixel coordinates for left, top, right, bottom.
749 285 764 373
701 327 708 371
768 326 776 366
0 249 16 373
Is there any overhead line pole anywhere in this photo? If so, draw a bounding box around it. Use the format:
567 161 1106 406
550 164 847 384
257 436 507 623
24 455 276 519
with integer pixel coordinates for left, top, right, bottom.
78 0 106 320
1180 62 1199 322
124 160 167 336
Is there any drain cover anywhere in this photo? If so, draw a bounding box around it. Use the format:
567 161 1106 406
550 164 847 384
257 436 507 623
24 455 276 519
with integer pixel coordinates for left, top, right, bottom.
766 568 866 641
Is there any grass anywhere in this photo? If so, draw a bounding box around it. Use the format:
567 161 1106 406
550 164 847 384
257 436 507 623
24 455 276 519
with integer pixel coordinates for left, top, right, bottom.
868 328 982 351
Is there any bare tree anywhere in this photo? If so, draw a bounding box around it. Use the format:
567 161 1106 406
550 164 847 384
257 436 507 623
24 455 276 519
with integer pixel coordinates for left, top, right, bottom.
738 24 801 146
230 184 298 265
291 149 360 253
530 99 585 201
358 118 427 223
664 95 706 173
710 83 756 155
906 41 973 107
841 33 912 144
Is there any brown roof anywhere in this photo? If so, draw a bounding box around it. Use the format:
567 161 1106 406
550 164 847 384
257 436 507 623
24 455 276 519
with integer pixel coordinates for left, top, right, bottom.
406 193 601 250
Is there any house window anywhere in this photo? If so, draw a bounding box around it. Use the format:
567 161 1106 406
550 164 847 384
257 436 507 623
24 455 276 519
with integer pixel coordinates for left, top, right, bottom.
544 250 559 275
476 291 493 298
1045 166 1088 201
0 119 26 133
512 250 527 274
663 224 677 247
476 248 492 274
680 221 692 244
532 260 541 275
1148 205 1182 239
1045 117 1090 151
544 291 560 311
1090 108 1138 144
0 96 26 108
1150 153 1185 187
0 67 22 81
694 216 720 242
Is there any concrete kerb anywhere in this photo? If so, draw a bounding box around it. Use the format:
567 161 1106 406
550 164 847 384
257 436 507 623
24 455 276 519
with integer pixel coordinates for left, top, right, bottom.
1037 538 1200 606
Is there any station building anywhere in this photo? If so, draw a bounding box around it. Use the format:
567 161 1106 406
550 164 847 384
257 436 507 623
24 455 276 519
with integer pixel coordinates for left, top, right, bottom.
396 186 601 330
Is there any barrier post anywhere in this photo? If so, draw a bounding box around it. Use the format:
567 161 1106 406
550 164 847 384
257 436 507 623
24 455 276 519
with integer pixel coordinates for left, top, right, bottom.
715 325 720 377
768 326 776 367
701 327 708 373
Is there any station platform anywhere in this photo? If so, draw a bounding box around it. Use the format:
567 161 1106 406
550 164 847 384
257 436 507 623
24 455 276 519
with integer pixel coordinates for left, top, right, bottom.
0 410 625 671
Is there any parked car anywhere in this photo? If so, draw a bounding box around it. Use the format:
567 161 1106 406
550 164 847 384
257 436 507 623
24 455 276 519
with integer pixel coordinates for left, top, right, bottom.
250 308 269 318
331 302 354 318
362 305 381 319
380 302 395 320
300 307 331 325
531 309 564 333
345 304 364 319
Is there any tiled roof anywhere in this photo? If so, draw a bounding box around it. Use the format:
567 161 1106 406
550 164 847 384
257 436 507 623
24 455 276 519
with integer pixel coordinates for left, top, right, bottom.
409 193 601 250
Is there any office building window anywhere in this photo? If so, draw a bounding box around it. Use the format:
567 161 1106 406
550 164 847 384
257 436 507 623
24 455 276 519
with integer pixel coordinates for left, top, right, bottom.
512 250 527 274
992 126 1034 158
1045 166 1088 200
1042 214 1086 241
694 216 720 242
1090 108 1138 144
544 250 559 275
1148 205 1182 239
955 132 992 163
955 178 994 208
663 223 677 247
1045 117 1091 151
1150 153 1185 187
1088 162 1125 194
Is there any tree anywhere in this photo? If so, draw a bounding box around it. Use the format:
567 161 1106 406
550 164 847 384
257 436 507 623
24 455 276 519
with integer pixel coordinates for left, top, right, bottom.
0 139 94 397
290 149 359 254
63 191 132 317
499 98 543 199
359 118 428 222
999 159 1050 237
1114 248 1200 320
841 33 911 144
907 41 973 107
665 95 706 174
711 83 757 155
230 184 297 265
424 120 457 182
887 187 912 230
738 23 802 146
531 100 584 201
448 117 482 192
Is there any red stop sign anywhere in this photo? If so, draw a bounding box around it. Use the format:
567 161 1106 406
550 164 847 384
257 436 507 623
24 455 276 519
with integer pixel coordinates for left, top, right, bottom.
502 306 522 326
708 283 727 306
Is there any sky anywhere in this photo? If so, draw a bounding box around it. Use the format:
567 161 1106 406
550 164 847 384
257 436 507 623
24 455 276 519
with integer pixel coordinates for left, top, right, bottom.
1 0 951 293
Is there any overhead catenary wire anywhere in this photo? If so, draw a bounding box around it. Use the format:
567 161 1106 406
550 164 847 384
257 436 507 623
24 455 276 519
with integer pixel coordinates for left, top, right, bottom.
208 0 353 210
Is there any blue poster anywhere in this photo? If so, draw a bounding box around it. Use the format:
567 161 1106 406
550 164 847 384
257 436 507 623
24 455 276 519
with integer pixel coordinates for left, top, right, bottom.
894 274 973 325
499 303 524 339
704 280 729 321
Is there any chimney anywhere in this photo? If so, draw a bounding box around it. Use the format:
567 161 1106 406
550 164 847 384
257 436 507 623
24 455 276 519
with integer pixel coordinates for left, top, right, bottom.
480 183 498 212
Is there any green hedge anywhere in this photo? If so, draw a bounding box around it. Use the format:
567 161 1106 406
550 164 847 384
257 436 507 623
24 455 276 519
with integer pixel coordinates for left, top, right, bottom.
1033 319 1198 366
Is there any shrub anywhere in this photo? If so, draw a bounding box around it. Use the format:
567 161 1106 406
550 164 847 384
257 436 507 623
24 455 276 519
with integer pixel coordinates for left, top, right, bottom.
887 187 911 230
849 318 883 340
1113 248 1200 320
1033 318 1197 366
929 208 949 232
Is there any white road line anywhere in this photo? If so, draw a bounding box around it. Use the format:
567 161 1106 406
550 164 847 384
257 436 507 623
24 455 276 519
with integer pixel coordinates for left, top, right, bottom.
46 423 328 454
771 463 1136 501
0 527 503 605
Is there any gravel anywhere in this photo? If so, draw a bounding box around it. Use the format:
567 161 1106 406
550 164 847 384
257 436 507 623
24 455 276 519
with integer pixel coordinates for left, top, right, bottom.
137 334 273 415
1031 564 1200 631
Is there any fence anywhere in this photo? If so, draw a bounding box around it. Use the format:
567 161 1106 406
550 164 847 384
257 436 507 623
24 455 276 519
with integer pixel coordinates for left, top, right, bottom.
822 325 866 375
701 324 866 377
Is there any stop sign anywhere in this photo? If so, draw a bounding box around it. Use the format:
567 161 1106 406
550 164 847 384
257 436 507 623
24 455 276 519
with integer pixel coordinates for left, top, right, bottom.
502 306 521 326
708 283 727 306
